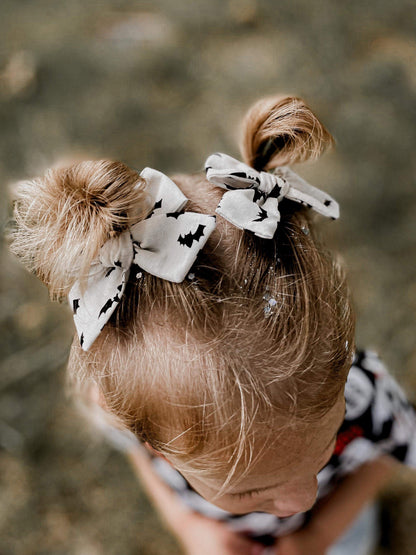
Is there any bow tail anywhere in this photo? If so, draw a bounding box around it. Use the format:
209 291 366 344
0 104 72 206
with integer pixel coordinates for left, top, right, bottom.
69 264 128 351
280 168 340 220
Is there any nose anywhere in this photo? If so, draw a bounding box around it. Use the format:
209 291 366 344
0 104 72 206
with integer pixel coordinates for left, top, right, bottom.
271 475 318 517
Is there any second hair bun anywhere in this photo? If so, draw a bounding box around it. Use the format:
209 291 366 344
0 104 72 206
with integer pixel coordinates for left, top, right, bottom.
240 95 334 171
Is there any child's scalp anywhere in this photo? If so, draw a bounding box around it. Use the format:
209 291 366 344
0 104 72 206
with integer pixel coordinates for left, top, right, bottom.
10 94 353 480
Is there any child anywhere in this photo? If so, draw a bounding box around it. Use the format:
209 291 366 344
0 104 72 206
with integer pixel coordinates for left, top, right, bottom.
10 95 416 555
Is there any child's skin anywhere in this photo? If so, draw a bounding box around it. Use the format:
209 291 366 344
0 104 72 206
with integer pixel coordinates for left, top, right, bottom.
180 395 347 517
126 391 396 554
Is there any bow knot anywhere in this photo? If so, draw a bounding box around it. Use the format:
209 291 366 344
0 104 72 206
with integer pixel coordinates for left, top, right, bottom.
257 170 288 198
205 153 339 239
99 231 133 270
69 167 216 351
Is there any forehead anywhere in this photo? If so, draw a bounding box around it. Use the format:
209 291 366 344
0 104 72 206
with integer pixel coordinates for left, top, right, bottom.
185 393 345 494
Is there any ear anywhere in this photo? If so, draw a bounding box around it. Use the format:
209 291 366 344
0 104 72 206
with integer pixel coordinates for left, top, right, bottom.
144 442 174 466
86 382 108 407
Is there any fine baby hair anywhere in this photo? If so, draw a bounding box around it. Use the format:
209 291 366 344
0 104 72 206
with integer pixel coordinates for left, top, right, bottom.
10 95 354 486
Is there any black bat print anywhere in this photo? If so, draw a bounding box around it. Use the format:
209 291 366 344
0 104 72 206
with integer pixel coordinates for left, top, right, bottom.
223 173 260 190
80 333 84 348
230 171 249 178
145 199 163 219
178 224 206 248
166 211 183 219
253 206 268 222
105 261 122 277
132 240 141 256
267 184 283 199
253 189 267 203
229 171 260 185
72 298 80 314
98 293 121 317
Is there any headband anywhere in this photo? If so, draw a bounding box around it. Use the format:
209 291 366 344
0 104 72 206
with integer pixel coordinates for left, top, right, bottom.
68 167 216 351
205 153 339 239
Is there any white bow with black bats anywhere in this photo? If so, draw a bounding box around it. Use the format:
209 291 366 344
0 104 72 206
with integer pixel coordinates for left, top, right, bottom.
205 153 339 239
69 167 216 351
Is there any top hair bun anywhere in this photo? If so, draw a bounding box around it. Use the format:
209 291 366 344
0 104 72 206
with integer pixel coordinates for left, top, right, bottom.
10 160 150 298
240 95 334 171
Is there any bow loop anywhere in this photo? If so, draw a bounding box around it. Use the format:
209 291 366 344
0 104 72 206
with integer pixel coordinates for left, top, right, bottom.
69 167 216 351
205 153 339 239
140 167 188 215
130 211 216 283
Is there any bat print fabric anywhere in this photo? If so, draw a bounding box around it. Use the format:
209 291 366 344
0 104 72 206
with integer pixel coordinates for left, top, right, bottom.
178 224 208 248
68 154 341 350
205 153 339 239
68 167 216 351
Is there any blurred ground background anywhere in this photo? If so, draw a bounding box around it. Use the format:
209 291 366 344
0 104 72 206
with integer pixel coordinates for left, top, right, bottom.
1 1 416 554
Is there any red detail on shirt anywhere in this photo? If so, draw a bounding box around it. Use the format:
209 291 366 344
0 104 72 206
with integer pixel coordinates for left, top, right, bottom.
333 425 364 456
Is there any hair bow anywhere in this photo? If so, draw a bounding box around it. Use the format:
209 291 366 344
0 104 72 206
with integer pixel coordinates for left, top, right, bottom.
205 153 339 239
69 167 216 351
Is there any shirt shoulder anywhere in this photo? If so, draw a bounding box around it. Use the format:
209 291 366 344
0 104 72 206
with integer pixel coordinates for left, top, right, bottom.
341 349 416 465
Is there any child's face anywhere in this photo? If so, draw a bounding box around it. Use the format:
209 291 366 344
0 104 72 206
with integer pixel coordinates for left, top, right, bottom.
179 394 345 518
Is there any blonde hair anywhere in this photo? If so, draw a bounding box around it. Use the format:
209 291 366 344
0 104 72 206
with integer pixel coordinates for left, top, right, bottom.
10 95 354 484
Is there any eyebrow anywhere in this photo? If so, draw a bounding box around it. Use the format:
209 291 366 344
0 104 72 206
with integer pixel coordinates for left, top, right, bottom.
227 435 336 498
227 406 346 498
227 481 284 497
